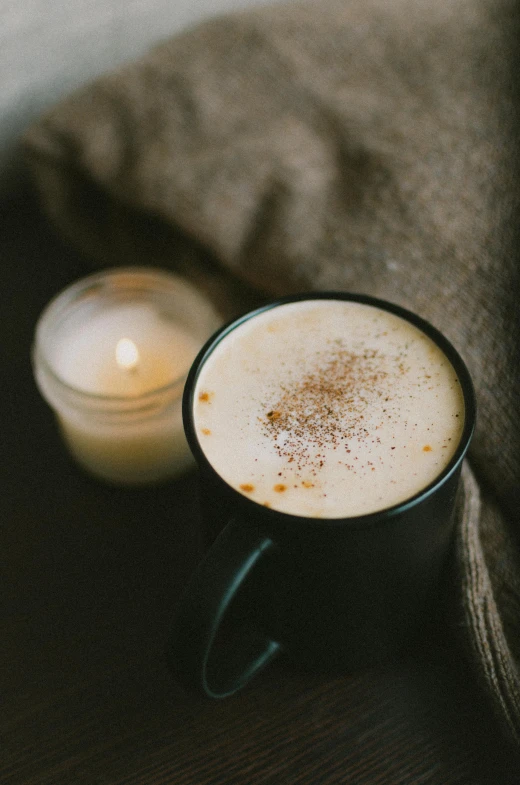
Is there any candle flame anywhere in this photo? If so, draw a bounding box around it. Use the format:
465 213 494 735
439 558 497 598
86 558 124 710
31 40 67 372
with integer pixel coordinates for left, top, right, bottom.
116 338 139 371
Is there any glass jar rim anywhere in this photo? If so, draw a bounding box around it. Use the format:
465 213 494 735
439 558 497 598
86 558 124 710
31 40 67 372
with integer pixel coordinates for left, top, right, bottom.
32 266 220 416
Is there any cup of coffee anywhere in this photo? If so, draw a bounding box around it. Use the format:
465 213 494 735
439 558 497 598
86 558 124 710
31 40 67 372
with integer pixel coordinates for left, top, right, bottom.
168 293 476 697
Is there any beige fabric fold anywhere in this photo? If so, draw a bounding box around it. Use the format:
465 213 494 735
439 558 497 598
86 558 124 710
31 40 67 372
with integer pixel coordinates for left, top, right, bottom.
458 463 520 744
23 0 520 745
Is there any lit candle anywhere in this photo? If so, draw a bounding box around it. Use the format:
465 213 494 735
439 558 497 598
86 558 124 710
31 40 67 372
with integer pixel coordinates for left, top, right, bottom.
32 268 221 485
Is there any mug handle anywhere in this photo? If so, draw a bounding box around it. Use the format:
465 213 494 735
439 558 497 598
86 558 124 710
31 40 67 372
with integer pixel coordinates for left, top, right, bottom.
167 516 283 698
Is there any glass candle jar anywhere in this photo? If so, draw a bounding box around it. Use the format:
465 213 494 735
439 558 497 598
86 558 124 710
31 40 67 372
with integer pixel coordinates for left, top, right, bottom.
32 267 221 485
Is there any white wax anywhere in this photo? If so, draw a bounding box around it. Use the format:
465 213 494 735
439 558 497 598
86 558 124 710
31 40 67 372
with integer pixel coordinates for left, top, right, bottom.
50 303 202 485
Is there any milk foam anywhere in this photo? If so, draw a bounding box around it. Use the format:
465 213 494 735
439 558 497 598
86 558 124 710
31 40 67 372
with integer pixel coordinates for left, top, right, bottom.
193 300 465 518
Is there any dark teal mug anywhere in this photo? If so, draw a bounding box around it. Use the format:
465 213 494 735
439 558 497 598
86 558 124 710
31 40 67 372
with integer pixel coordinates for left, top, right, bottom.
167 293 476 698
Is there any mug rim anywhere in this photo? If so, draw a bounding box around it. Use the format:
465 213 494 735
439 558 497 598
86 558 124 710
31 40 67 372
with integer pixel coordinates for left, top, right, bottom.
182 291 476 528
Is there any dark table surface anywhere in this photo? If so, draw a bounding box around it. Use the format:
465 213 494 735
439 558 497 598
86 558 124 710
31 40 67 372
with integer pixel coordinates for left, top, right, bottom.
2 191 520 785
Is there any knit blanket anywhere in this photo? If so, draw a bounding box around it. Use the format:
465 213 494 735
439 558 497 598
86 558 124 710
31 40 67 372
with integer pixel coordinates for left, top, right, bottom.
23 0 520 745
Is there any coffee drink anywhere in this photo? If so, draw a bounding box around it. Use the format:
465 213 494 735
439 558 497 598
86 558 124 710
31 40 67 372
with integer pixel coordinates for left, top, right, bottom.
193 299 465 518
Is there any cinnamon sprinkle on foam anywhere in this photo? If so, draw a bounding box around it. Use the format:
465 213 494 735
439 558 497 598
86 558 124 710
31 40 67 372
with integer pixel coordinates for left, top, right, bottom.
262 345 391 477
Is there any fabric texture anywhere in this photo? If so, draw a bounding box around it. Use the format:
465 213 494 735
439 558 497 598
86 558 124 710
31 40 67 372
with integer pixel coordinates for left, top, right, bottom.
23 0 520 745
